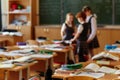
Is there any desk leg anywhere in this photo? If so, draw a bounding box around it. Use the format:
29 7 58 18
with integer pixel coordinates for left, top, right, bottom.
65 52 68 64
19 70 22 80
27 67 30 80
45 59 49 71
5 71 8 80
50 58 54 71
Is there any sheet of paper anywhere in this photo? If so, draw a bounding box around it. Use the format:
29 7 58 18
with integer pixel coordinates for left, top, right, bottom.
13 56 32 62
45 48 63 51
84 63 100 72
4 53 29 56
75 72 105 79
109 48 120 53
92 52 105 60
0 64 15 68
96 61 110 65
98 66 117 74
115 70 120 74
30 54 53 58
2 60 14 64
18 45 38 49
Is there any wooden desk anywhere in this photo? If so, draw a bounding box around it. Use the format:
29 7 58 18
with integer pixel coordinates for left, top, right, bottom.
38 46 72 64
0 61 37 80
52 73 119 80
52 61 120 80
0 35 23 46
30 55 55 76
0 48 56 77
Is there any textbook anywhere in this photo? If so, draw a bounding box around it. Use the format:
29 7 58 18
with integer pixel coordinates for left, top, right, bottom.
84 63 117 74
13 56 32 63
55 68 81 75
92 52 119 61
54 63 83 74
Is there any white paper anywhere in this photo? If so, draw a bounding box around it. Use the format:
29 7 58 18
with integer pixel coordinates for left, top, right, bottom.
13 56 32 62
96 61 110 65
0 64 15 68
98 66 117 74
18 45 38 49
30 54 53 58
76 72 105 79
109 48 120 53
92 52 105 60
84 63 100 72
92 52 119 61
115 70 120 74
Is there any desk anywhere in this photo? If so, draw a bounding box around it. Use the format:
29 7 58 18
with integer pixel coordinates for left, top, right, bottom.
0 61 37 80
30 55 55 76
0 35 23 46
52 61 120 80
38 45 72 64
0 48 56 77
52 73 119 80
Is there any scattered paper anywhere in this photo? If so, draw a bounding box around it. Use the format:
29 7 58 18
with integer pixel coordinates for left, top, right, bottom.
30 54 53 58
75 72 105 79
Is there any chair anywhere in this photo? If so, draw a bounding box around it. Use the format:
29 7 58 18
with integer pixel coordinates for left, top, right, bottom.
65 76 97 80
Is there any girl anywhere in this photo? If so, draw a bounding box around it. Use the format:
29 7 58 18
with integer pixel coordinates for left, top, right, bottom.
71 12 89 62
82 6 100 57
61 13 76 41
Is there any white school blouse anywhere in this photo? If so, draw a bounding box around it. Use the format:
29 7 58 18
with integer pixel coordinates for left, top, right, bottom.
86 15 97 41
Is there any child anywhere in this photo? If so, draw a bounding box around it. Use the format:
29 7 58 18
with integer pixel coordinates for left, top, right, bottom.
61 13 76 41
82 6 100 57
70 12 89 62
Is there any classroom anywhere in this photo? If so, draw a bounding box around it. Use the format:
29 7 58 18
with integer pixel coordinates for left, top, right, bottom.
0 0 120 80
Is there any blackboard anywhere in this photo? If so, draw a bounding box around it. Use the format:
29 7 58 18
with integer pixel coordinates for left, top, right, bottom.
63 0 112 24
115 0 120 24
0 0 2 30
39 0 61 24
39 0 119 25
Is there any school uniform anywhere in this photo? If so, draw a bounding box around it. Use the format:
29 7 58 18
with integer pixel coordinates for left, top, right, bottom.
86 15 100 49
77 22 89 62
61 23 74 40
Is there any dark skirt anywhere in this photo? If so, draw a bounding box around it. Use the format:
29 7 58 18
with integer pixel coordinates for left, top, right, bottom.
77 40 89 62
88 35 100 49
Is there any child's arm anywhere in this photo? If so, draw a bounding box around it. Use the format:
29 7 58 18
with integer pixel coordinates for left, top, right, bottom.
87 17 97 43
71 25 83 42
61 24 66 39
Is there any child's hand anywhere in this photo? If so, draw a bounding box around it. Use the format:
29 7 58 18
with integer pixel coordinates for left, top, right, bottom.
87 39 91 43
73 33 76 36
70 39 75 42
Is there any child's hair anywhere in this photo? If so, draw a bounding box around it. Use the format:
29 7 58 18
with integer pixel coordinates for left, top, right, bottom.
76 11 86 21
65 13 74 26
65 13 74 21
82 5 93 14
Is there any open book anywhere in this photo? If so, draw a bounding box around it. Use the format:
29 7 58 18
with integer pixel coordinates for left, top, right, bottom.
92 52 119 61
84 63 118 74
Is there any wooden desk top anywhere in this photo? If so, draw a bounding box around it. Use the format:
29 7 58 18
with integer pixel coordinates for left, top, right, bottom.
52 73 119 80
5 44 71 53
98 74 118 80
2 61 38 72
37 47 71 53
52 61 120 80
